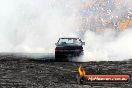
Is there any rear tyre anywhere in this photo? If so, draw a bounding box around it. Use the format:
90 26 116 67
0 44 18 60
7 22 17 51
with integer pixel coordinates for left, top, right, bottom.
55 54 61 62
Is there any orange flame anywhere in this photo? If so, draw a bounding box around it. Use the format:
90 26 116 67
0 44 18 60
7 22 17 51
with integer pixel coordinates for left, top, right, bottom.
78 65 86 76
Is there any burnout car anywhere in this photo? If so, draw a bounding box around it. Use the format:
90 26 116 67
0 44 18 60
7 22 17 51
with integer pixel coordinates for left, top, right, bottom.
55 38 85 61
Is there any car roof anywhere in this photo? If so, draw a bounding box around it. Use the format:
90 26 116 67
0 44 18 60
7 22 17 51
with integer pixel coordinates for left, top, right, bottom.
60 38 80 39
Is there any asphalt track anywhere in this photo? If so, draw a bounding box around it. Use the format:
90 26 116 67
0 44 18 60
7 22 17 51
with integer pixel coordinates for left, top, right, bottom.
0 54 131 88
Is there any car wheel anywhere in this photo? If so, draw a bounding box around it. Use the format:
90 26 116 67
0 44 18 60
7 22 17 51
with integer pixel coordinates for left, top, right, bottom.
55 54 61 62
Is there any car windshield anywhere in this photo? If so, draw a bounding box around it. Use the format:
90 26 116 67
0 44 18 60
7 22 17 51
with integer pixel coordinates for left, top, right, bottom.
58 38 81 45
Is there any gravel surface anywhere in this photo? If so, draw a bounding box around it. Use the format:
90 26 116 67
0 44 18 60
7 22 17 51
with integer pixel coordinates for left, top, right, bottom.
0 54 131 88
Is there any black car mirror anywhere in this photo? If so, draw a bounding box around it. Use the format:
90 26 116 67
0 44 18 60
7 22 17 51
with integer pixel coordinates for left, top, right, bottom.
81 42 85 45
55 43 59 46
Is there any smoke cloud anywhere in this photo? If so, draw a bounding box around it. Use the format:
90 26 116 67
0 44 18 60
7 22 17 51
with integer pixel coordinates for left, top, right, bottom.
0 0 132 61
0 0 80 53
80 29 132 61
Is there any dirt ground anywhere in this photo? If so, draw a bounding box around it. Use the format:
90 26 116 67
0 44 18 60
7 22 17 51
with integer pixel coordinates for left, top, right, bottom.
0 54 131 88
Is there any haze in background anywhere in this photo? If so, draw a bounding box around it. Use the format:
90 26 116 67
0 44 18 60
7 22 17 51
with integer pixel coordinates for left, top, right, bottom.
0 0 131 61
78 0 132 61
0 0 80 53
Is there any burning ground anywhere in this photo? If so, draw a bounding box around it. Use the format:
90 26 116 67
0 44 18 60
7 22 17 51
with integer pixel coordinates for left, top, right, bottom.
0 54 131 88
